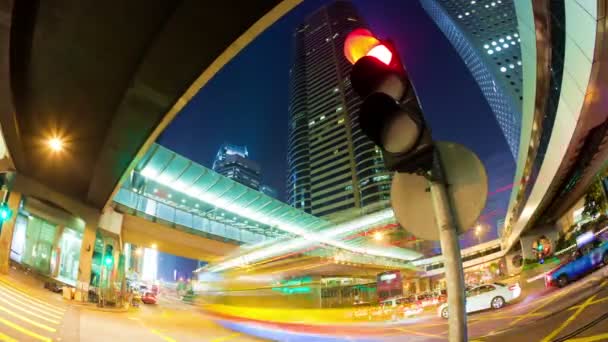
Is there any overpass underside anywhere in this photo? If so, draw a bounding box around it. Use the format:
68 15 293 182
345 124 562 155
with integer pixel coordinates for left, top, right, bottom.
503 0 608 252
120 214 238 262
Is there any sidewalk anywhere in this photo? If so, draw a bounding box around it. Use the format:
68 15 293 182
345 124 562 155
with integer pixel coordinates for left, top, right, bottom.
3 265 134 313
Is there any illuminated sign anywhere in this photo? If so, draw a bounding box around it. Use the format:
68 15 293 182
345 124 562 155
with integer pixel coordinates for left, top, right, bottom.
271 286 311 294
379 273 397 281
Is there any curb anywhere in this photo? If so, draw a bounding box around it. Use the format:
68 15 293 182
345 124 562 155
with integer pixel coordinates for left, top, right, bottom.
67 301 131 313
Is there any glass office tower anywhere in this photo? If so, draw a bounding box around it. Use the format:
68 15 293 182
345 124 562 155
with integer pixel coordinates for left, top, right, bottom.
421 0 523 159
287 0 391 219
213 143 262 191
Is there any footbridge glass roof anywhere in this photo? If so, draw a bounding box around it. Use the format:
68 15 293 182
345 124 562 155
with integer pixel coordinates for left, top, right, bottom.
129 143 421 267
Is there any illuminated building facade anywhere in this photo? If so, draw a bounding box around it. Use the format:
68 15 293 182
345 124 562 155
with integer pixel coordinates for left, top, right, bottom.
212 144 262 191
421 0 523 159
287 0 391 218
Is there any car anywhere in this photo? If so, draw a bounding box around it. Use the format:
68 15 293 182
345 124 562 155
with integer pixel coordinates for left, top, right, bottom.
151 284 160 296
380 297 422 319
438 282 521 319
141 292 157 304
545 236 608 288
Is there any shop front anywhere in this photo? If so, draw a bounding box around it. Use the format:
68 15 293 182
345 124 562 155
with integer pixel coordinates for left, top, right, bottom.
9 197 85 286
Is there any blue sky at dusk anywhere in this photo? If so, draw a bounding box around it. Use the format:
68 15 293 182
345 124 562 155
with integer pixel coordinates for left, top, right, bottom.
158 0 515 247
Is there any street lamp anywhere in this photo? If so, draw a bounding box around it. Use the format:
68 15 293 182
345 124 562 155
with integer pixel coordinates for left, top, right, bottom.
47 136 65 152
373 231 384 241
475 224 483 244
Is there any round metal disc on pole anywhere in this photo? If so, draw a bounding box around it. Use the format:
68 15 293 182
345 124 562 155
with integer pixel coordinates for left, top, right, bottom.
391 141 487 240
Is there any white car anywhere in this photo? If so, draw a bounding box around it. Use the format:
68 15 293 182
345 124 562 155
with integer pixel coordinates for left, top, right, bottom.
438 282 521 319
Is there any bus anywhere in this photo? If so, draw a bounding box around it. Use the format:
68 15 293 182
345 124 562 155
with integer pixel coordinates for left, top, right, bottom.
377 270 403 302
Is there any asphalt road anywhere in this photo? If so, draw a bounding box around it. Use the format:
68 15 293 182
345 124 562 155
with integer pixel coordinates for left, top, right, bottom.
78 298 262 342
0 266 607 342
208 266 608 341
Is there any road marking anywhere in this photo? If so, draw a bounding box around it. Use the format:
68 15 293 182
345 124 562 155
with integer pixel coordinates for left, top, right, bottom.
440 318 482 335
0 294 61 324
150 329 177 342
566 333 608 342
567 296 608 311
509 286 574 326
211 332 242 342
0 291 63 320
542 294 598 342
479 312 547 321
0 331 17 342
393 327 444 339
0 315 52 342
0 303 56 332
0 281 65 315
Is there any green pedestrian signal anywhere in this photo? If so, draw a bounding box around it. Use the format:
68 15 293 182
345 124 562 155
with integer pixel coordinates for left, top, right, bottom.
0 203 12 221
104 244 114 267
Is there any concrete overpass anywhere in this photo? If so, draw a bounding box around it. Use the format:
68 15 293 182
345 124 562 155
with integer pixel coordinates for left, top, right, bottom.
501 0 608 256
0 0 301 293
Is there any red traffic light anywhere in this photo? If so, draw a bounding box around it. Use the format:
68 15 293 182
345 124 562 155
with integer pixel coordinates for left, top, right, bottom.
344 28 392 65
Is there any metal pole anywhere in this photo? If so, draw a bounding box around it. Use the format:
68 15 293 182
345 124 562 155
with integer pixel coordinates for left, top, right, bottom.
428 154 467 342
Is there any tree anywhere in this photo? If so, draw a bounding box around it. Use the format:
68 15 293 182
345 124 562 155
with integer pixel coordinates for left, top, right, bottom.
582 180 608 219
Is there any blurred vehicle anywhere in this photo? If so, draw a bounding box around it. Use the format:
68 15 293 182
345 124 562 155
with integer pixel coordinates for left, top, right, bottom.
352 302 373 320
546 235 608 288
438 283 521 319
141 292 157 304
436 289 447 304
151 284 160 296
131 290 142 307
380 297 422 320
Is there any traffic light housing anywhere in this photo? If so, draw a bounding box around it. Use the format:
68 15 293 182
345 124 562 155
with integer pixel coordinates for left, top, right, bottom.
104 244 114 267
344 29 434 174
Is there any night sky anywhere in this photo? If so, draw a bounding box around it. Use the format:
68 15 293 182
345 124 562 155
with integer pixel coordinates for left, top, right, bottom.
157 0 515 247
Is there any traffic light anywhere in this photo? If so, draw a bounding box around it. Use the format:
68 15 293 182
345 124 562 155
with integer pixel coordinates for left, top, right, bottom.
344 28 433 174
537 243 544 252
0 202 12 222
104 244 114 267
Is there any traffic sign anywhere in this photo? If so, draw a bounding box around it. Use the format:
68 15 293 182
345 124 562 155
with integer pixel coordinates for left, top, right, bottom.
391 141 488 240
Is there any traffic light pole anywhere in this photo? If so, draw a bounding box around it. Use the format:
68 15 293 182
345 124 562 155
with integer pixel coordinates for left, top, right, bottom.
428 152 467 342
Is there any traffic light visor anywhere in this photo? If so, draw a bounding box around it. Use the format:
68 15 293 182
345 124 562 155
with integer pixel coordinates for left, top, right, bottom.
344 28 387 65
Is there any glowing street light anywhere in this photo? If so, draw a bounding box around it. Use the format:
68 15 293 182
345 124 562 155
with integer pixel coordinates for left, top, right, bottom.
475 224 482 235
373 231 384 241
475 224 484 244
47 137 65 152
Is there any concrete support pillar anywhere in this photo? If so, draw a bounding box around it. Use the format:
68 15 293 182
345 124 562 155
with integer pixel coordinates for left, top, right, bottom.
51 225 64 278
0 192 22 274
76 222 97 301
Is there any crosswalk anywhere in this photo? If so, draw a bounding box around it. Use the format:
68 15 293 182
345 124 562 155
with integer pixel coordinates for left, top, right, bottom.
0 278 67 341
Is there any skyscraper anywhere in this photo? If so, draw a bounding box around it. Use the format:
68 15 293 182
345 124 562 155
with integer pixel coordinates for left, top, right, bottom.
212 144 261 190
260 185 278 199
287 1 391 218
421 0 523 159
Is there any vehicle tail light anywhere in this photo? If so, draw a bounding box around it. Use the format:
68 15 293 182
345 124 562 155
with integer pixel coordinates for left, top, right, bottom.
508 283 520 291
